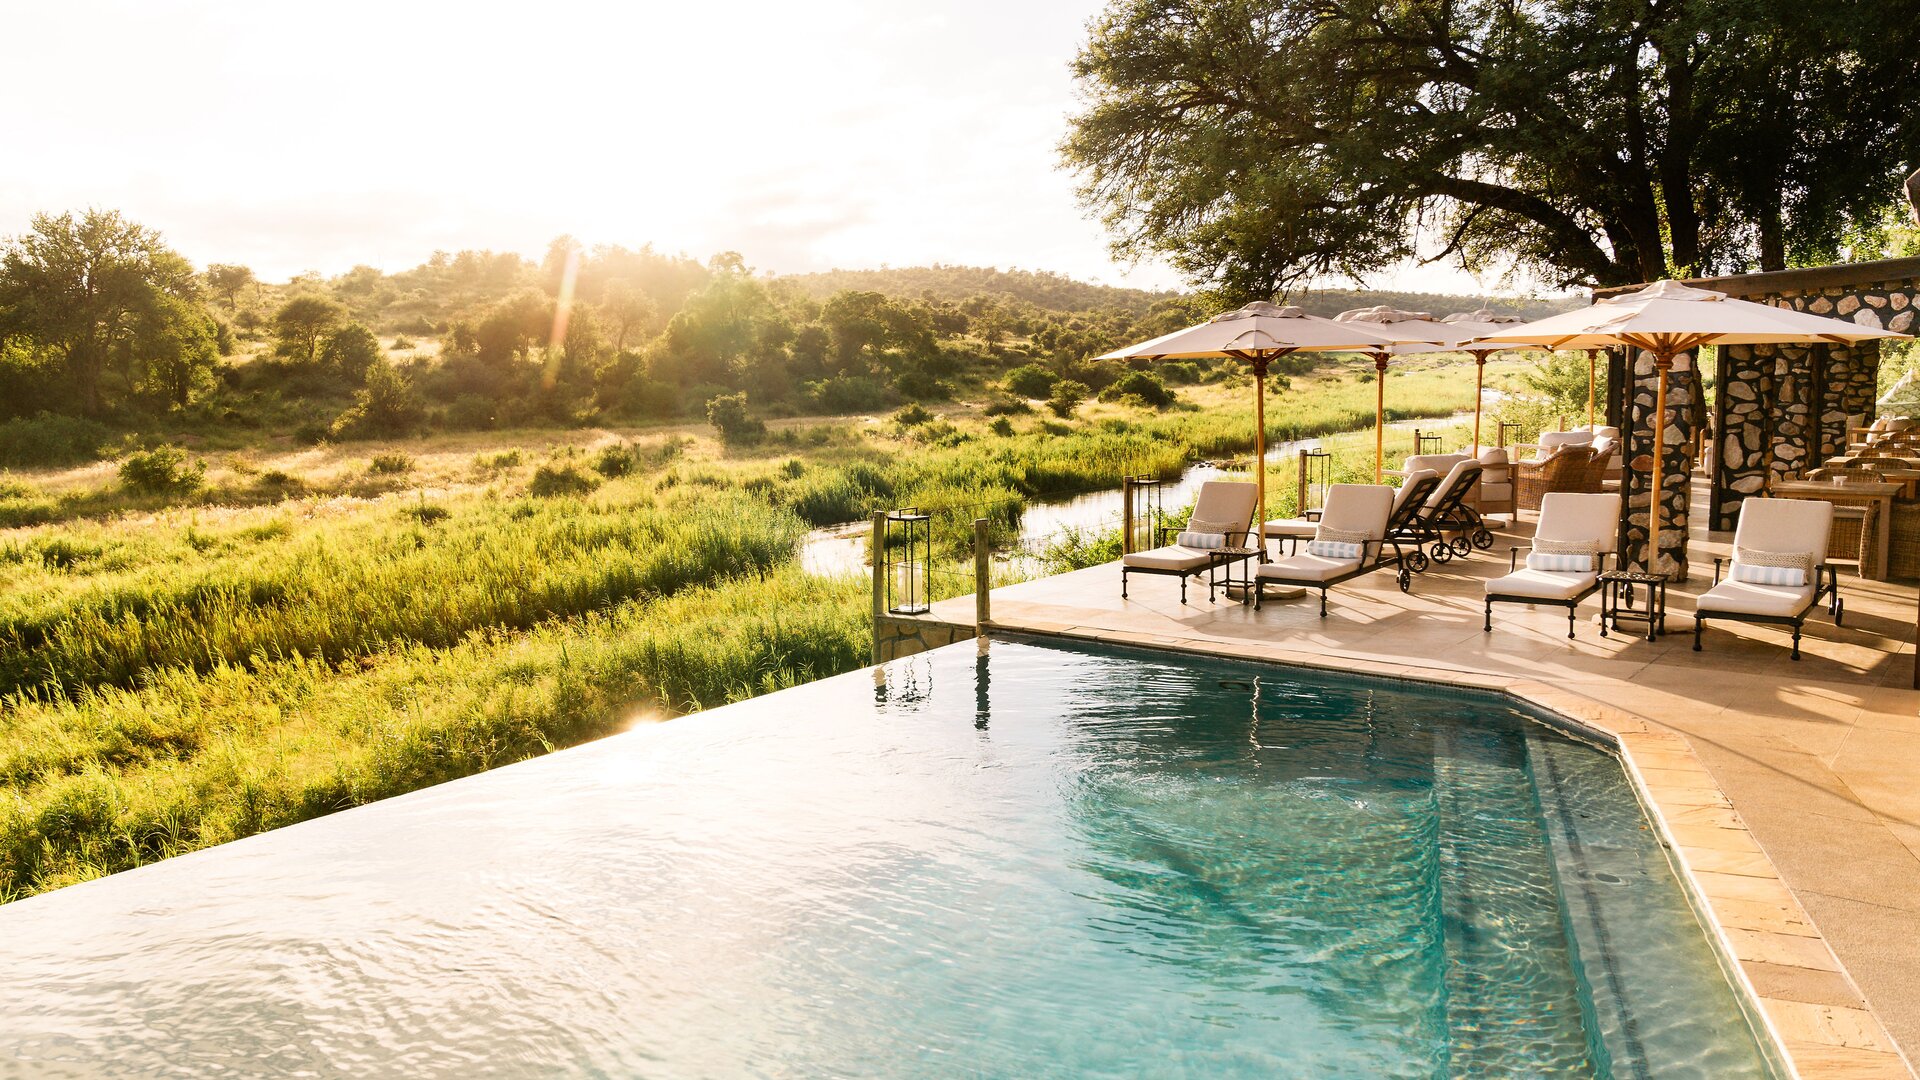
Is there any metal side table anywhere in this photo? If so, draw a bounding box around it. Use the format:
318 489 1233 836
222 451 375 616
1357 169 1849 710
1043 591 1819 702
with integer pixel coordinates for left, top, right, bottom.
1599 569 1668 641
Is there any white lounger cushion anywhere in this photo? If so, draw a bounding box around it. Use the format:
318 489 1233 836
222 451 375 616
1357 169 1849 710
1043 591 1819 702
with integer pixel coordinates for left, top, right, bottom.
1535 492 1619 552
1122 545 1215 571
1258 553 1362 582
1696 579 1816 618
1484 567 1598 601
1317 483 1394 539
1731 498 1831 566
1262 518 1318 540
1423 460 1481 508
1392 468 1441 514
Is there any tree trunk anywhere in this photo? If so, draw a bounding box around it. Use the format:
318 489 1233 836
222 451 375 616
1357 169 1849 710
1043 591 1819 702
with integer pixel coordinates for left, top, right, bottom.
1758 202 1787 272
1659 43 1702 273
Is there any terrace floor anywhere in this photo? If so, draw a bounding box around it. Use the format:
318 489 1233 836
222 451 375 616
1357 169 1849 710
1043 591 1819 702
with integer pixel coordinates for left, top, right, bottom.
928 485 1920 1078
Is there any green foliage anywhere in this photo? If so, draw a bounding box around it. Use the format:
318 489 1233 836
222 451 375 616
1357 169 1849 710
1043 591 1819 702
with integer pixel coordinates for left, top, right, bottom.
1064 2 1920 290
989 416 1016 437
117 446 202 494
1047 379 1089 417
320 323 382 383
1101 370 1174 409
1520 351 1608 420
273 294 346 364
706 392 766 445
368 451 413 475
330 362 424 440
592 443 637 477
893 402 932 426
0 414 112 467
1005 363 1058 398
527 462 600 497
0 209 200 415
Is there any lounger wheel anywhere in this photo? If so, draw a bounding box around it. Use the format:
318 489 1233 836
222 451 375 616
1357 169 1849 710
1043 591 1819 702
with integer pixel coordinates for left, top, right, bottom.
1429 540 1453 563
1832 597 1845 626
1471 527 1494 550
1397 568 1412 592
1450 535 1473 557
1406 550 1429 574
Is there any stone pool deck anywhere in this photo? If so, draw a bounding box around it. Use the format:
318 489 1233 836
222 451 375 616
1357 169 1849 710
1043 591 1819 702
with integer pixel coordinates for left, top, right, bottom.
925 505 1920 1079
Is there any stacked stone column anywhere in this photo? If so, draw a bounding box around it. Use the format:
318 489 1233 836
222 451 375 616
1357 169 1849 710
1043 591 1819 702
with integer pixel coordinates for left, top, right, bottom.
1621 350 1699 579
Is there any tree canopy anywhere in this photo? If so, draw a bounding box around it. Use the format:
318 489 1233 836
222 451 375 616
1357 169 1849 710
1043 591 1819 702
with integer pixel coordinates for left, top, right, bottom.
1062 0 1920 297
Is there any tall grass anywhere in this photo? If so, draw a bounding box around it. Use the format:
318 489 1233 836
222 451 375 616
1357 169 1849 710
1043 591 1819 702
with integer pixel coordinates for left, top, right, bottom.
0 568 870 899
0 485 803 697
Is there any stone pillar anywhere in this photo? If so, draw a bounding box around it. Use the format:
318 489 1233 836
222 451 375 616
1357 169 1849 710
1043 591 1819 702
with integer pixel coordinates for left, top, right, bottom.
1621 349 1698 579
1712 344 1778 531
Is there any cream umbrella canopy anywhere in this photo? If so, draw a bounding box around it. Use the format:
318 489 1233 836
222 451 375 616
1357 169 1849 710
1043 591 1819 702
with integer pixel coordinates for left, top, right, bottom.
1332 306 1466 480
1389 309 1526 454
1096 302 1442 532
1477 280 1911 573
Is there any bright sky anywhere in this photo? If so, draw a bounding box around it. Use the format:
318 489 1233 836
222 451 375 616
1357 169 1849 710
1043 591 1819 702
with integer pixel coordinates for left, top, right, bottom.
1 0 1508 296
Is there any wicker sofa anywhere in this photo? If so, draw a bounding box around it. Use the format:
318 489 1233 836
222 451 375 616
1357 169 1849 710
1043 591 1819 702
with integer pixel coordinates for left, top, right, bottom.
1515 445 1607 511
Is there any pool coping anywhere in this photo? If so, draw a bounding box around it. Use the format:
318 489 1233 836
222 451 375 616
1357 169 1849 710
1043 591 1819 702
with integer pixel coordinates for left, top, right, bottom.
987 625 1917 1080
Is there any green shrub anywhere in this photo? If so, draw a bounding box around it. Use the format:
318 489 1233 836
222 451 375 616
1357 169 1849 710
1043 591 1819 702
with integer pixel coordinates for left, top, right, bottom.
1100 371 1175 409
805 375 891 414
390 335 416 351
403 503 451 525
0 413 113 468
368 452 413 475
330 363 424 440
475 449 523 471
527 463 600 497
1005 364 1058 399
989 417 1016 437
706 393 765 445
983 395 1031 416
592 443 636 478
893 403 932 426
1160 361 1203 385
1047 379 1089 417
118 447 203 494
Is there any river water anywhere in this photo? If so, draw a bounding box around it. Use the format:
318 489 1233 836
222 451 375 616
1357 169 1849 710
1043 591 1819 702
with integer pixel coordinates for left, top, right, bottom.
801 415 1477 577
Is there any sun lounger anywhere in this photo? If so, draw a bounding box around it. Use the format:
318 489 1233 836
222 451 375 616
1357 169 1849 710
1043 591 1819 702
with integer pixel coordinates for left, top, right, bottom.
1266 468 1439 558
1254 484 1409 616
1121 480 1259 603
1693 497 1842 660
1393 459 1491 570
1483 492 1619 639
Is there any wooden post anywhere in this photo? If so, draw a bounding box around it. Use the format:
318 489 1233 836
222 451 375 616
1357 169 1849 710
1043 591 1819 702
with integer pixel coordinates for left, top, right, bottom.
973 517 991 629
870 510 887 664
1472 355 1486 454
1121 476 1135 555
1587 350 1598 429
1373 353 1389 482
1252 357 1268 531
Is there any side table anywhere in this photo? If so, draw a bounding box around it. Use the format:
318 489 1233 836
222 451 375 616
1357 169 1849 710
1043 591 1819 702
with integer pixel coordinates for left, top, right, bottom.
1599 569 1668 642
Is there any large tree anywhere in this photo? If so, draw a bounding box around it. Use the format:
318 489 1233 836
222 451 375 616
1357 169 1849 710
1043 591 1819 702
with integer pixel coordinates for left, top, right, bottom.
1062 0 1920 297
0 209 199 414
272 294 346 364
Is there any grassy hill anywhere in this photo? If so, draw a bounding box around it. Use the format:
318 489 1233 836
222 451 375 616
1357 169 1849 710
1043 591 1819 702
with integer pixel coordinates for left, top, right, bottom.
780 264 1579 320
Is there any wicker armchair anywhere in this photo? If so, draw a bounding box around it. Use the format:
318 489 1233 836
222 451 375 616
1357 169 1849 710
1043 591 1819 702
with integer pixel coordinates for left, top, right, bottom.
1516 446 1600 511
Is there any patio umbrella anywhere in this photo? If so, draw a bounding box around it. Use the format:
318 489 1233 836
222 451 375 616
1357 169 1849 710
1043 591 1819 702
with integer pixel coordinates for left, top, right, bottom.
1877 368 1920 415
1434 310 1525 453
1477 280 1909 572
1332 306 1466 480
1097 302 1442 532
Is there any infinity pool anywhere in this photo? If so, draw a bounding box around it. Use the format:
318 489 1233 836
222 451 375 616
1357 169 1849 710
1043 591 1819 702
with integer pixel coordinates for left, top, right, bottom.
0 638 1776 1078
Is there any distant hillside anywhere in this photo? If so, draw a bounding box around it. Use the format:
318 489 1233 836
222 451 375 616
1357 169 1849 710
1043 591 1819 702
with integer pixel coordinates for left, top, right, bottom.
780 265 1175 315
780 264 1578 320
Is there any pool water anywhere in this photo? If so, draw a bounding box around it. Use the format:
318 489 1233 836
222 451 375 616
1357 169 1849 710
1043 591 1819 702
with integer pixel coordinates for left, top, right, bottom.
0 638 1776 1078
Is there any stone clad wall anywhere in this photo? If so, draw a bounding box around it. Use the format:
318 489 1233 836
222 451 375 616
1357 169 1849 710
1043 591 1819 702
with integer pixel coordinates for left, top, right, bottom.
1710 278 1917 531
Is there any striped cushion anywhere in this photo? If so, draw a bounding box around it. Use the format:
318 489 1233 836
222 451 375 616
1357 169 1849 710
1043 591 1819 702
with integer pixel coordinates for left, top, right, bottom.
1176 530 1227 550
1526 551 1595 572
1730 547 1809 587
1306 539 1365 559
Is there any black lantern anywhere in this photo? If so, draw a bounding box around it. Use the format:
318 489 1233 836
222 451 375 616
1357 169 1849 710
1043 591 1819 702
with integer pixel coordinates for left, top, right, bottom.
884 508 932 615
1124 475 1162 553
1297 449 1332 517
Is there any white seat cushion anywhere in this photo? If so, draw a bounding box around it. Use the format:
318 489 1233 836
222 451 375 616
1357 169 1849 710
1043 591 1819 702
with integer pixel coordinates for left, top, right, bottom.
1484 568 1598 600
1257 553 1362 583
1262 518 1319 540
1122 545 1214 572
1696 579 1815 618
1480 481 1513 501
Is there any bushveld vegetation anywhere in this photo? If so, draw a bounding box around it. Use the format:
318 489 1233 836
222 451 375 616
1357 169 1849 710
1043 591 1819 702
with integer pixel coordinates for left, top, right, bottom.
0 207 1551 900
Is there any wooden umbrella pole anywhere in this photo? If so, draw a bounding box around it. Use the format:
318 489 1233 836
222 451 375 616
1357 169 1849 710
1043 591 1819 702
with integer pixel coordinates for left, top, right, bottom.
1253 356 1268 551
1472 355 1486 455
1374 353 1389 482
1648 352 1672 574
1587 350 1597 429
